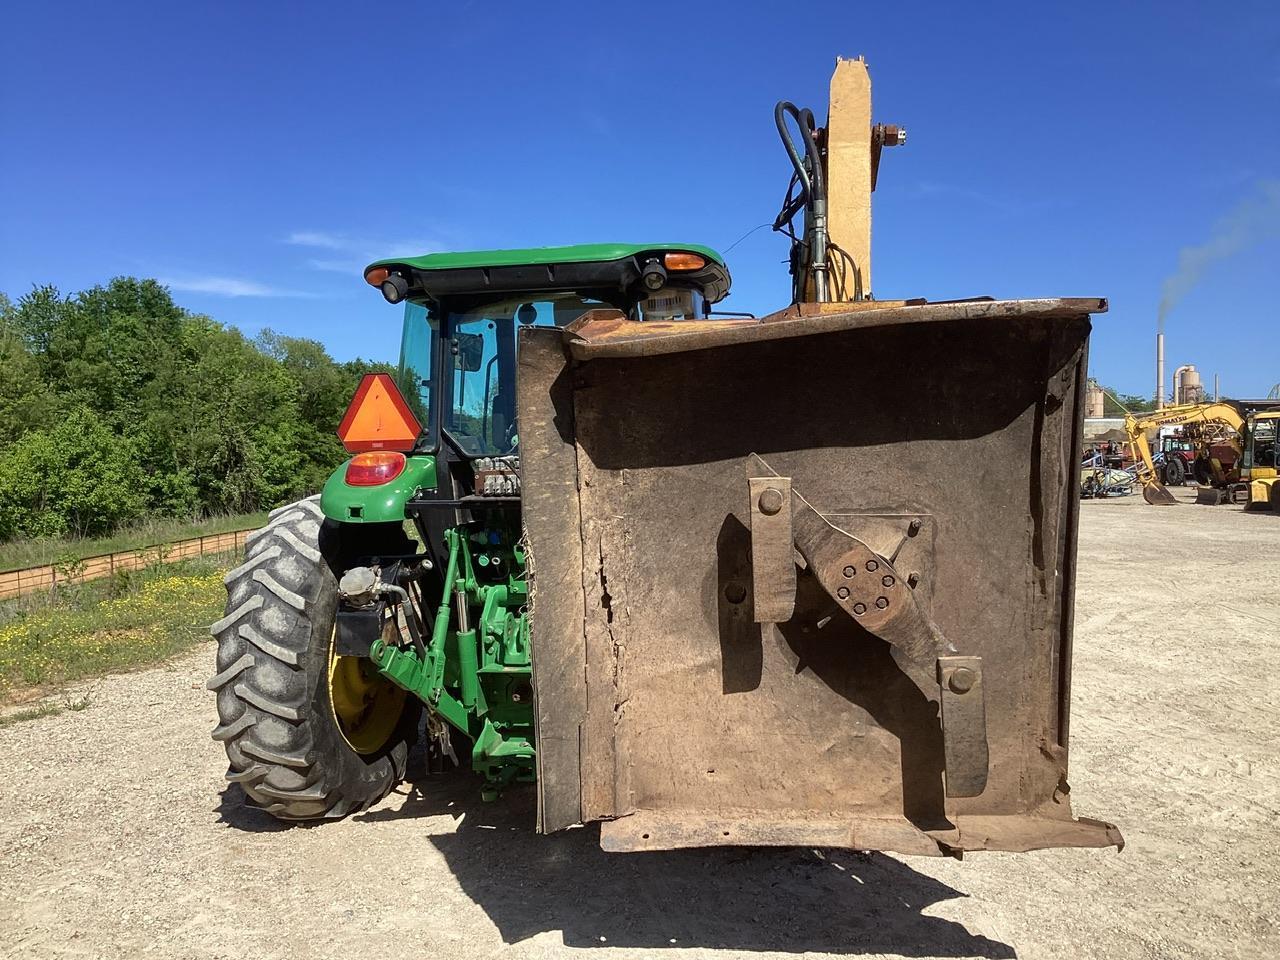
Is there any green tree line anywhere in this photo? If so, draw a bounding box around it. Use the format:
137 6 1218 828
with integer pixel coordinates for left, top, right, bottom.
1099 387 1155 416
0 278 389 542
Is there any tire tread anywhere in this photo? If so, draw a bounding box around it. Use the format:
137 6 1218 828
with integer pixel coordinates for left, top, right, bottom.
209 499 413 821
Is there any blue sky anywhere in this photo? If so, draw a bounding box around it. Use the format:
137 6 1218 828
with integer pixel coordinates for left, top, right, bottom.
2 1 1278 398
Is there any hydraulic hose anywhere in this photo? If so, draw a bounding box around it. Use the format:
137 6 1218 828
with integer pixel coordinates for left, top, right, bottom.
773 101 829 302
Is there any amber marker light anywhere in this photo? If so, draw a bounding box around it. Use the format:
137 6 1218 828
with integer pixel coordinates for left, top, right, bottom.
664 252 707 271
365 267 390 286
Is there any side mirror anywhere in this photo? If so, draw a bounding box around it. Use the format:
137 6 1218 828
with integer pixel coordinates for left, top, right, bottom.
454 333 485 372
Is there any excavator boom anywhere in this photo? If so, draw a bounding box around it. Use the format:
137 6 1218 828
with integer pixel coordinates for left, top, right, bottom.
1124 403 1244 505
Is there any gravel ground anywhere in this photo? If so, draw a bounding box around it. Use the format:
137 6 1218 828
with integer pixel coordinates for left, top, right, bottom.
1 486 1277 960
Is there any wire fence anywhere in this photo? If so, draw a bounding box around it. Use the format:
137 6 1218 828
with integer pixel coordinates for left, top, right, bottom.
0 529 253 601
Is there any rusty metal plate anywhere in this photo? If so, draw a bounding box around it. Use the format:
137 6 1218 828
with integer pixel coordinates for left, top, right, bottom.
748 476 795 623
518 300 1120 855
937 655 990 798
517 328 586 832
565 297 1108 360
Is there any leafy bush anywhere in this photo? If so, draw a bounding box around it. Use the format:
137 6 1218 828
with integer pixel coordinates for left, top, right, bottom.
0 279 389 544
0 409 148 539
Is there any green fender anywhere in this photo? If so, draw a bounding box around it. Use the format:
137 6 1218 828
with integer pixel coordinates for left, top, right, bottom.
319 454 437 523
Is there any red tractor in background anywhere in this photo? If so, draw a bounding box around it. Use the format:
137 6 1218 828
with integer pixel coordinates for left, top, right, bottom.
1156 430 1239 487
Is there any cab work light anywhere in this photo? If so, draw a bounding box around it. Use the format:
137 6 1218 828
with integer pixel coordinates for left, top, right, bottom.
381 274 409 304
640 259 667 291
363 267 409 303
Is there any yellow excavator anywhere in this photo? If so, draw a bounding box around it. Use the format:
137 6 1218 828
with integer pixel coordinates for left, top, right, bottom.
1124 403 1243 505
1125 403 1279 508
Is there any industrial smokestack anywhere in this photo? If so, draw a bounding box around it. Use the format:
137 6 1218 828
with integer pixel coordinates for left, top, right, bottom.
1214 373 1220 402
1156 331 1165 409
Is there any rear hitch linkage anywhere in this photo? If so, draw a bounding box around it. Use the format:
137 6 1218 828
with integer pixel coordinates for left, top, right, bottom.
746 453 989 798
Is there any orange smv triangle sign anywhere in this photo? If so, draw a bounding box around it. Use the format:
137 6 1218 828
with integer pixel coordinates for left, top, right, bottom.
337 373 422 453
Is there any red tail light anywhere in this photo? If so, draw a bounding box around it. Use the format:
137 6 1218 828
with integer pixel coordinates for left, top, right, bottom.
345 451 406 486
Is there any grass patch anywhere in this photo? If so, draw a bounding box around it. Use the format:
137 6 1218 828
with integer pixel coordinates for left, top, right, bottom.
0 693 92 727
0 556 230 706
0 512 268 572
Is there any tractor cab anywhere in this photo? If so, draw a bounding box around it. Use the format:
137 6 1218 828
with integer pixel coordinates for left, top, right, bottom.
365 243 730 464
322 244 731 530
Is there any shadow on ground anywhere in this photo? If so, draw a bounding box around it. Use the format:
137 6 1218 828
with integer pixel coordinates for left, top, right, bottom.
358 772 1016 958
214 783 295 832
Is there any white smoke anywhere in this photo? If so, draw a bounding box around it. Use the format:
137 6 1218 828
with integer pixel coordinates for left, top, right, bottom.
1158 179 1280 334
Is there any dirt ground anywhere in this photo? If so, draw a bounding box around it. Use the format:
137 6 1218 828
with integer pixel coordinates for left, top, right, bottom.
1 485 1277 960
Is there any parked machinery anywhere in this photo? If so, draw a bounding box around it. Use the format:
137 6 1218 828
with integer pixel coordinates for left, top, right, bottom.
1124 403 1244 504
209 59 1122 858
1241 410 1279 509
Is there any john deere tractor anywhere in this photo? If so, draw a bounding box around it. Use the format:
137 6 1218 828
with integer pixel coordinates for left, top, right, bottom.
209 243 730 817
211 60 1123 857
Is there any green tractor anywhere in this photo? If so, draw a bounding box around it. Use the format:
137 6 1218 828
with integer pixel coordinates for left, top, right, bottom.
209 243 732 817
211 64 1121 856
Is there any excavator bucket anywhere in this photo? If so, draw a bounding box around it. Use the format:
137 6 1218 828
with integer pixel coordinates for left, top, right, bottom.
518 297 1122 857
1194 486 1229 506
1143 483 1179 505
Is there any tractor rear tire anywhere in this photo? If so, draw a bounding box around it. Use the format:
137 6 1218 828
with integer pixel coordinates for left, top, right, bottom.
1192 457 1213 486
1163 457 1185 486
208 496 419 820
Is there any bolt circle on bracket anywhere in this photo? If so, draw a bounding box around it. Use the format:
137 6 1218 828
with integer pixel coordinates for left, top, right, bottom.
881 574 895 587
842 565 856 578
757 487 784 516
865 559 879 572
724 582 747 604
948 667 977 694
837 586 850 600
875 596 889 609
853 602 867 615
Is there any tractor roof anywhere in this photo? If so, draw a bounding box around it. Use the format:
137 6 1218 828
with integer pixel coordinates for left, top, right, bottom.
372 242 726 272
365 242 731 305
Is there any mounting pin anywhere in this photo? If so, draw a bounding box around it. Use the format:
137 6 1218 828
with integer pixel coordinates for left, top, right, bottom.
757 487 784 516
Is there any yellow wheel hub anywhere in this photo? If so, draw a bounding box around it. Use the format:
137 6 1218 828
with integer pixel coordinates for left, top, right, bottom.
328 629 406 755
